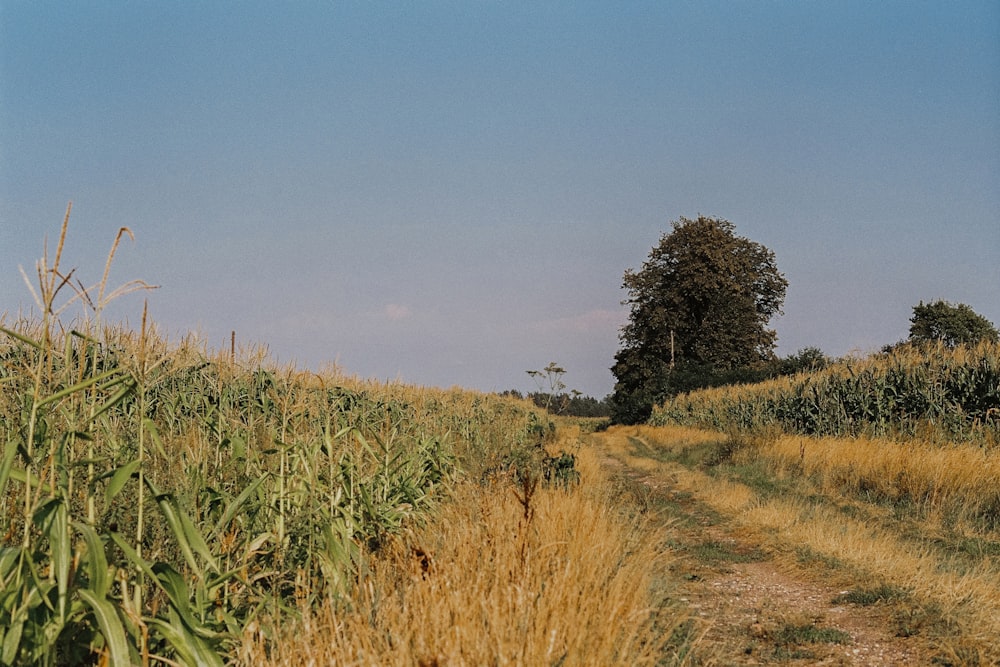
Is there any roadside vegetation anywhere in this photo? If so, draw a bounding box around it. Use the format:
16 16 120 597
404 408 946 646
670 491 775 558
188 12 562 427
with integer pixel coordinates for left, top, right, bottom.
599 422 1000 665
651 341 1000 446
0 212 690 665
596 214 999 663
239 432 694 666
618 341 1000 664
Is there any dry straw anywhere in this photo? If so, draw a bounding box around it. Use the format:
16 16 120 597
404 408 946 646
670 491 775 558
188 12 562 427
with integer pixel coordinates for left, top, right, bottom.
238 446 695 667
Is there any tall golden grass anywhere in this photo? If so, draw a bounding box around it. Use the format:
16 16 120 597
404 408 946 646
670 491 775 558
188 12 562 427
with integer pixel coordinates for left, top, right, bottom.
761 433 1000 528
237 445 695 667
613 424 1000 664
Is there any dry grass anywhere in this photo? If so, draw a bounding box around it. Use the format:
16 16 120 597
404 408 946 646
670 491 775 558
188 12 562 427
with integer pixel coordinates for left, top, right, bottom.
765 433 1000 528
742 496 1000 662
237 445 694 667
608 424 1000 663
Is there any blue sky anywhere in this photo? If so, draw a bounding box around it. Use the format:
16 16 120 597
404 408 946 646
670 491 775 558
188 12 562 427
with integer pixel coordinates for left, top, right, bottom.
2 2 998 398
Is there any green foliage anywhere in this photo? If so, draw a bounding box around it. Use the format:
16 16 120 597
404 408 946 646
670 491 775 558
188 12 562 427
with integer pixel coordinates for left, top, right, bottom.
772 623 851 646
777 347 829 375
686 539 766 565
909 300 999 348
510 363 613 417
832 584 910 606
541 451 580 490
612 216 787 423
608 349 826 427
0 211 549 665
507 391 611 417
651 342 1000 444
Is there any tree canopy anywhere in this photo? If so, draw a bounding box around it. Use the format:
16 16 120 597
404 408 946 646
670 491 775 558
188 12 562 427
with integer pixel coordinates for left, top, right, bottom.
610 216 787 423
909 300 998 348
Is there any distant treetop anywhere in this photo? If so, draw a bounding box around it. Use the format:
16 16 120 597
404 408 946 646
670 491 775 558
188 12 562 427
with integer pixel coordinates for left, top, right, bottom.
610 215 787 424
908 300 998 348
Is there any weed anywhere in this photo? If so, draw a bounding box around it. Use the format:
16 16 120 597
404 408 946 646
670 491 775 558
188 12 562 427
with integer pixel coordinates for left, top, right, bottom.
238 448 689 666
541 450 580 489
772 622 851 645
892 601 955 639
687 539 766 565
833 584 910 606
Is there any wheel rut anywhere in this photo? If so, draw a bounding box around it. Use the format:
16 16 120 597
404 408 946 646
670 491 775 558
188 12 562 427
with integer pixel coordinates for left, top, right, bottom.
589 432 930 666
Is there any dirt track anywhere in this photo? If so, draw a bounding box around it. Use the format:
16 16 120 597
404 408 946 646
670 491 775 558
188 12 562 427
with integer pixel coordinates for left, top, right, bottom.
589 430 931 666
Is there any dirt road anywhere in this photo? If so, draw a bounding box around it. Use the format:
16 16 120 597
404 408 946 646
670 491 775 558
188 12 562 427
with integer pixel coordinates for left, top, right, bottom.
588 428 934 666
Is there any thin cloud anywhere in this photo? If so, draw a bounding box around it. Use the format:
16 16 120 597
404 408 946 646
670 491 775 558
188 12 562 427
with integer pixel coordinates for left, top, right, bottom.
384 303 412 321
530 308 627 335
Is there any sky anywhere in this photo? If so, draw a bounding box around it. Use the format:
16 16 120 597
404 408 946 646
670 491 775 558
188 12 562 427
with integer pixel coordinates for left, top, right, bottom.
2 2 998 398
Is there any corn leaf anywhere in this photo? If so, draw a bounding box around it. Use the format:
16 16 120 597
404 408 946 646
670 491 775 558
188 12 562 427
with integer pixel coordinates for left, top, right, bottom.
72 522 110 598
142 418 168 459
87 378 137 425
144 485 202 579
105 460 140 504
49 500 70 623
78 589 131 667
146 617 225 667
0 326 42 351
210 473 267 540
6 467 50 495
152 562 223 641
1 617 23 666
36 366 123 409
0 441 17 500
108 532 159 585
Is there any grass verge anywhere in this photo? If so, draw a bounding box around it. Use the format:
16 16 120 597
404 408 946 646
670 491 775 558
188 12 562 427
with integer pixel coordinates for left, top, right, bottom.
237 444 698 666
600 424 1000 665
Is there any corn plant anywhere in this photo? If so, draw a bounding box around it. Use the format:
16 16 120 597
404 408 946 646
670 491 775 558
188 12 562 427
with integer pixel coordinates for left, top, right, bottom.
1 209 552 664
651 342 1000 445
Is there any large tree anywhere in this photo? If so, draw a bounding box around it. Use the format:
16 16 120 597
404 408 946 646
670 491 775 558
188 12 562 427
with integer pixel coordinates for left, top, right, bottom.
909 300 998 348
610 216 787 423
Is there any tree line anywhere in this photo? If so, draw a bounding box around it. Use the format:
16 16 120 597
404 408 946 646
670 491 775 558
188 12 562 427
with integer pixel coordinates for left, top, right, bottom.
499 216 996 422
608 215 998 425
498 389 614 418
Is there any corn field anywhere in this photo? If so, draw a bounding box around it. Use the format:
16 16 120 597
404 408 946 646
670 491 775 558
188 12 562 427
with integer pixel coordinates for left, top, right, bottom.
0 311 551 665
651 342 1000 444
0 213 553 666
